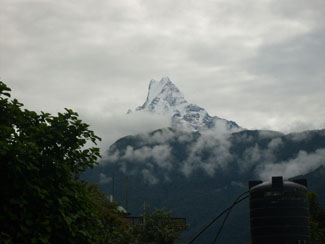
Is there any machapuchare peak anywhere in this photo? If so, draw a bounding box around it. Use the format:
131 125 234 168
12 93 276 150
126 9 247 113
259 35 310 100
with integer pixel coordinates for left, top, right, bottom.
130 77 241 132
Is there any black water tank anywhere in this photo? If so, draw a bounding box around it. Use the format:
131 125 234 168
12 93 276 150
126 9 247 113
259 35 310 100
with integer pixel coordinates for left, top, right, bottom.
249 176 309 244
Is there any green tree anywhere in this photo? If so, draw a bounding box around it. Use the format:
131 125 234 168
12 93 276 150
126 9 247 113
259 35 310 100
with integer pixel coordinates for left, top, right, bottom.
0 81 187 244
86 184 133 243
308 192 325 244
131 207 186 244
86 185 186 244
0 81 102 243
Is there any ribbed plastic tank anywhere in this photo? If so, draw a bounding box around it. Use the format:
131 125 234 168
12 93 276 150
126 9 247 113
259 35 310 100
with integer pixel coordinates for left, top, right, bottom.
249 176 309 244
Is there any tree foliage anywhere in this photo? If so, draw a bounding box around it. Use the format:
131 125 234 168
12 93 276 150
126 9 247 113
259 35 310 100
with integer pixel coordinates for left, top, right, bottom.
0 81 186 244
140 208 184 244
0 81 102 243
308 192 325 244
128 207 185 244
87 183 185 244
86 184 133 243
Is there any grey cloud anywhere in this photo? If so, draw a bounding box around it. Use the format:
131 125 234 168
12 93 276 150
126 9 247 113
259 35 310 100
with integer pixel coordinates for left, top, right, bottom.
237 134 282 173
290 130 325 142
238 142 280 174
1 0 324 152
80 111 170 152
99 173 111 184
257 149 325 181
258 131 283 139
104 125 234 180
180 131 232 177
240 27 325 132
139 129 176 145
253 34 325 78
177 133 195 143
106 141 174 179
102 127 177 184
230 181 246 188
239 145 263 172
285 121 325 134
104 123 325 184
121 145 172 170
142 169 159 185
268 138 283 150
289 131 315 142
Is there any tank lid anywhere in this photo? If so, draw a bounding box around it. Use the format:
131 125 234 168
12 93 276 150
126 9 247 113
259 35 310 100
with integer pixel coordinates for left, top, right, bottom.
248 177 308 192
272 176 283 189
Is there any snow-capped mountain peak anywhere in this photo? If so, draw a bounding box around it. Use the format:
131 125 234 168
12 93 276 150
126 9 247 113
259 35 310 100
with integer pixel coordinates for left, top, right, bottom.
146 77 180 107
133 77 241 132
136 77 187 115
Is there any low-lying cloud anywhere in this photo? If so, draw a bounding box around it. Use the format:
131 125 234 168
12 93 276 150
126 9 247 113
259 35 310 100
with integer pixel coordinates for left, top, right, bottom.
181 130 232 177
99 173 112 185
80 110 170 151
105 126 234 182
257 149 325 181
122 145 173 170
103 123 325 184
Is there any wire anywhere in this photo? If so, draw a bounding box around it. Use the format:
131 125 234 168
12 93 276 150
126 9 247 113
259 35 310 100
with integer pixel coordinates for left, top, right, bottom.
212 194 249 244
187 191 249 244
212 208 232 244
212 192 249 244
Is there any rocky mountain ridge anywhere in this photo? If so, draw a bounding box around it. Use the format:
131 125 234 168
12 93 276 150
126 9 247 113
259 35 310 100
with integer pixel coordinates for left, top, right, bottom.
129 77 240 131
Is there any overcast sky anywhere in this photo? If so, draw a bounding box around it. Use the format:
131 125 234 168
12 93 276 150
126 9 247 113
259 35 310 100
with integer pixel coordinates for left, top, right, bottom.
1 0 325 149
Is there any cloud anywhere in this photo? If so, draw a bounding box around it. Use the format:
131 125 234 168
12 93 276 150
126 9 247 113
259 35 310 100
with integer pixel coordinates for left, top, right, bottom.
103 123 325 184
257 149 325 181
142 169 159 185
268 138 283 150
230 181 246 188
231 132 281 173
104 125 234 181
231 130 325 181
99 173 111 184
140 128 176 144
121 144 172 170
2 0 325 188
104 128 174 181
80 110 170 152
1 0 325 138
287 130 325 142
180 130 232 177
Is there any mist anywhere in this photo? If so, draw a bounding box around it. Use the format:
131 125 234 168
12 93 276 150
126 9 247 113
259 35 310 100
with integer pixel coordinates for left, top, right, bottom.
103 125 325 185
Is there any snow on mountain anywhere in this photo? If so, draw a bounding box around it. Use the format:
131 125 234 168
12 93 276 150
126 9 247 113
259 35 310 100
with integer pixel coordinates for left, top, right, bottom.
130 77 241 132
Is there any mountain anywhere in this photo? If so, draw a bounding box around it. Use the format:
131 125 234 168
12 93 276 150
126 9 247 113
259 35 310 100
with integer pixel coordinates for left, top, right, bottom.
82 77 325 243
129 77 240 131
84 128 325 244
